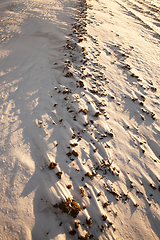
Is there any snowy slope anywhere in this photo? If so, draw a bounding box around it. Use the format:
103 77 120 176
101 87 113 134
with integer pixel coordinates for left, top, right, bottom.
0 0 160 239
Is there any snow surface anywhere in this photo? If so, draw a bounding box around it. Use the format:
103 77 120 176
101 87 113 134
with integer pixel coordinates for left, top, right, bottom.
0 0 160 239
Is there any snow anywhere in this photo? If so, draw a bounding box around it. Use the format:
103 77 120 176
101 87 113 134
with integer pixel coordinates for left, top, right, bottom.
0 0 160 239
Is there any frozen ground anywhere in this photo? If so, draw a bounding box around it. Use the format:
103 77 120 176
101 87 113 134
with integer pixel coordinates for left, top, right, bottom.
0 0 160 239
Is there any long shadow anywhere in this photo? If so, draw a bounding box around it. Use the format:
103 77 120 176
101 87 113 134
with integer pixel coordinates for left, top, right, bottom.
0 0 76 239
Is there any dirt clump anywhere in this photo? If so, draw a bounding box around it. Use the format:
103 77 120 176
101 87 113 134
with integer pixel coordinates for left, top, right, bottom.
80 232 89 239
70 198 81 218
54 198 71 213
67 184 72 189
86 217 92 228
48 162 57 169
56 171 63 179
75 220 80 228
53 198 81 218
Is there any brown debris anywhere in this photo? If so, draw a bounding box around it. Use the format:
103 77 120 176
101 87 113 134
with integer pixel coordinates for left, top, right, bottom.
134 203 139 207
109 221 113 225
106 131 114 137
80 232 89 240
80 187 85 197
67 184 72 189
103 202 109 208
79 80 84 88
70 143 78 147
141 115 145 121
90 89 98 94
54 198 81 218
86 217 92 228
151 112 156 120
65 72 73 77
94 112 100 117
70 198 81 218
56 171 63 179
100 225 105 232
141 95 145 101
102 215 107 221
54 198 71 213
72 150 79 157
72 134 76 138
83 122 89 127
93 148 97 152
150 86 157 91
69 229 76 235
150 183 156 189
62 89 71 94
131 73 139 79
66 152 72 157
82 109 88 114
75 220 80 228
48 162 57 169
85 172 92 179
